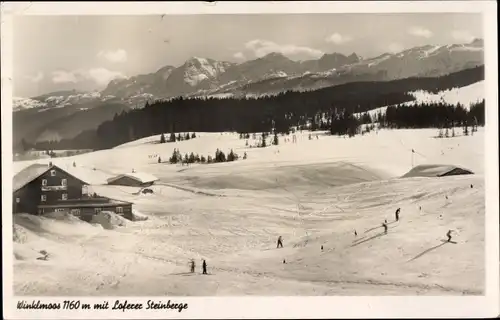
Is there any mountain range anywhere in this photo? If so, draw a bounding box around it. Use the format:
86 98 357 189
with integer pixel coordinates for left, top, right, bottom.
13 38 484 149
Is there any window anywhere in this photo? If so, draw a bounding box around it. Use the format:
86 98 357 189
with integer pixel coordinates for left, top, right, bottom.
62 193 68 200
41 195 47 202
116 207 123 213
94 208 102 213
42 179 48 186
55 208 65 213
50 170 56 176
62 179 67 186
16 197 20 203
70 209 81 216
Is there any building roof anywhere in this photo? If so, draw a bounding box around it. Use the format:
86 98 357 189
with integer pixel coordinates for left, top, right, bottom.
106 172 159 184
401 164 474 178
13 164 89 192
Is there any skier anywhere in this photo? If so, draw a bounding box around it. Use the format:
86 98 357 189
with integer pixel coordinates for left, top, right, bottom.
73 161 76 167
384 219 388 224
202 259 207 275
446 230 453 242
382 222 388 234
277 236 284 248
321 245 324 251
283 259 286 264
470 184 473 189
354 230 357 237
395 208 401 221
190 259 195 273
419 206 422 211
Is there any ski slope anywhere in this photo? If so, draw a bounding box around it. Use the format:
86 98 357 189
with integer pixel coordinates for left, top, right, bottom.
12 128 485 296
354 80 485 119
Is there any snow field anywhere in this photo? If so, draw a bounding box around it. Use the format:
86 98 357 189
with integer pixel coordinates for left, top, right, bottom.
12 127 485 296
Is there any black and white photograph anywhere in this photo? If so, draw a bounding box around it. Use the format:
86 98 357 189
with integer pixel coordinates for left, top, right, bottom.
2 1 498 319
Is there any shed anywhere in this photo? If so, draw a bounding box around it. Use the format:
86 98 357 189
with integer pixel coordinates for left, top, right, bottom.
106 172 159 187
401 164 474 178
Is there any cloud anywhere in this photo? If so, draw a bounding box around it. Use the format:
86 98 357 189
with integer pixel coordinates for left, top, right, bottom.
233 52 246 60
51 68 126 86
451 30 475 43
325 33 353 45
85 68 127 86
408 26 433 38
97 49 128 63
51 70 78 84
244 39 323 59
25 72 44 83
388 43 404 53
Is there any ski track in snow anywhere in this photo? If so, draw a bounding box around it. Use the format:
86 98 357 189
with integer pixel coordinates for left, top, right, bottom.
12 128 485 296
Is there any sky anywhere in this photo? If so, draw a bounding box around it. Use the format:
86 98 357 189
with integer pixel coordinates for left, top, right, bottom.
13 13 483 97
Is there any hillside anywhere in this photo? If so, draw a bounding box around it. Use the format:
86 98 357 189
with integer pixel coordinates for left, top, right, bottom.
13 101 131 150
12 128 485 296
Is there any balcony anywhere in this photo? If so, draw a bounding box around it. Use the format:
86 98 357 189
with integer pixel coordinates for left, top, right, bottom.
41 185 68 192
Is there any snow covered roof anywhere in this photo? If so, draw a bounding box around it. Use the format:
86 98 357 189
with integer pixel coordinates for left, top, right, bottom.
13 164 89 192
106 172 159 184
401 164 474 178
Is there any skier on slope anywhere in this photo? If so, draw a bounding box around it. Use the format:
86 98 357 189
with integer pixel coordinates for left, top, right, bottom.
190 259 196 273
382 222 388 234
446 230 453 242
202 259 208 275
354 230 357 237
395 208 401 221
277 236 284 248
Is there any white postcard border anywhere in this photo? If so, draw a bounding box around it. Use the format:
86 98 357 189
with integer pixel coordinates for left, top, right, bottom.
1 1 498 319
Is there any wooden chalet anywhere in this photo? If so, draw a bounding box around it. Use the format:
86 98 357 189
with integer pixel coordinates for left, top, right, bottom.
13 164 133 221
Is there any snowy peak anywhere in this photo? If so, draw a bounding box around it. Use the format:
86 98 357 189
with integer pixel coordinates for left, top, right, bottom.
182 57 234 87
13 91 105 112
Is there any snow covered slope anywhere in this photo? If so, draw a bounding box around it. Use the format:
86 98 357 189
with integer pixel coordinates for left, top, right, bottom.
12 128 485 296
355 80 484 119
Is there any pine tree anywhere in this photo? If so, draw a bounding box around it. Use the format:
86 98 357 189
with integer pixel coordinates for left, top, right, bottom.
438 127 443 138
184 153 189 164
227 149 237 162
191 132 196 139
160 133 166 144
445 127 449 138
452 127 456 137
169 149 178 164
169 132 176 143
207 155 213 163
273 132 279 145
189 152 196 163
185 133 191 140
201 155 207 163
177 133 182 141
158 156 162 163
